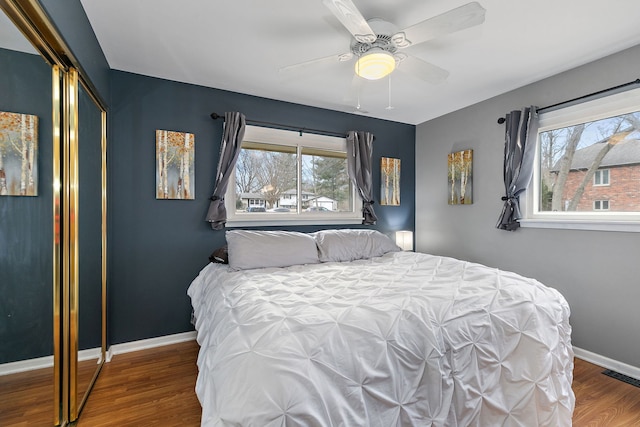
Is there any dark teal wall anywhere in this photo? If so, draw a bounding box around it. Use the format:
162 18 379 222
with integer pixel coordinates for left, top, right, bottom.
109 70 415 344
0 48 53 363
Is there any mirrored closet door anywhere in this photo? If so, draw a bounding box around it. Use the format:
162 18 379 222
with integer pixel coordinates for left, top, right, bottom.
0 9 61 425
0 1 107 425
73 75 107 420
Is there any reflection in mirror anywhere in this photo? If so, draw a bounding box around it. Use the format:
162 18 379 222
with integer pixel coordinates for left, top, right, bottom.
75 81 105 415
0 9 57 427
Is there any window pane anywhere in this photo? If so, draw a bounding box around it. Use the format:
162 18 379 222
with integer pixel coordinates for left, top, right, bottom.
226 125 362 224
301 148 352 213
234 145 297 213
538 111 640 212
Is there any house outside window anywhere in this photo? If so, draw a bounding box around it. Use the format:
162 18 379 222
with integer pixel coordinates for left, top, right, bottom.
524 87 640 232
225 125 362 226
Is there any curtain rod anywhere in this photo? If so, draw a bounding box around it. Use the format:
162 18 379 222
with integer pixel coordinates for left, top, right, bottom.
210 113 347 138
497 78 640 124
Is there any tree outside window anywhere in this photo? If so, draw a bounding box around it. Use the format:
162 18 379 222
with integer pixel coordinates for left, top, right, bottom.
538 111 640 213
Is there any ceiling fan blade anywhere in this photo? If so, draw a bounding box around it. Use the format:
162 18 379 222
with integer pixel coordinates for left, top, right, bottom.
279 52 353 75
322 0 376 43
397 2 486 47
397 55 449 84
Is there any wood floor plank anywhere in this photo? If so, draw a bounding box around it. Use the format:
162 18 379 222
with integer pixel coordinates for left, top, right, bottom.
3 340 639 426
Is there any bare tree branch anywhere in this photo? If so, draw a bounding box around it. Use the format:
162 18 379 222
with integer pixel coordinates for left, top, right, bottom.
550 124 585 211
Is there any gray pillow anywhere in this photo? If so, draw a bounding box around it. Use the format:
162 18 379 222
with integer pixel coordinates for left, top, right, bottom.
226 230 320 270
313 229 400 262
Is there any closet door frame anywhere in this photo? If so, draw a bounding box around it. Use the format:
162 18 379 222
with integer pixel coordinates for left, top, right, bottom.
66 68 108 422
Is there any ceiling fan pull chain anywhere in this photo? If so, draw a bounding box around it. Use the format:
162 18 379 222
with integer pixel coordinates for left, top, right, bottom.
386 74 394 110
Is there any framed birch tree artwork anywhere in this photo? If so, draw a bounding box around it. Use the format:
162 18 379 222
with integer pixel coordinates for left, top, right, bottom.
448 149 473 205
0 111 38 196
380 157 400 206
156 129 195 200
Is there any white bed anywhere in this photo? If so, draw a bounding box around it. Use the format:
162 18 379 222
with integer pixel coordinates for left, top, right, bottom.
188 230 574 426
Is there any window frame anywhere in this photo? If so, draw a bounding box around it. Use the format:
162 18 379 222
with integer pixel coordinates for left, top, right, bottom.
224 125 363 227
593 169 610 186
593 200 610 211
521 87 640 232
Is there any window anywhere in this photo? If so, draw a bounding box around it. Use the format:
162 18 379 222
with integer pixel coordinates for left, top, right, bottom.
524 87 640 232
593 169 610 186
225 125 362 226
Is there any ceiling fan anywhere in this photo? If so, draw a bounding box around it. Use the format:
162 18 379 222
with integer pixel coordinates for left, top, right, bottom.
281 0 486 92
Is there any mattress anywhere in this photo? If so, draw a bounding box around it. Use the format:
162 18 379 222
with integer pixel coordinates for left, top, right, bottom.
188 251 574 426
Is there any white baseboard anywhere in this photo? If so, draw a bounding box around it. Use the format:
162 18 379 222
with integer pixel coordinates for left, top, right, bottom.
0 355 54 376
0 347 102 376
79 347 103 363
106 331 197 362
1 331 197 376
574 346 640 380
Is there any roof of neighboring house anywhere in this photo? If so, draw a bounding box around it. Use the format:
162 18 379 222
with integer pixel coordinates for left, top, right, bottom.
568 138 640 169
551 132 640 171
307 195 336 203
239 192 264 199
282 189 315 196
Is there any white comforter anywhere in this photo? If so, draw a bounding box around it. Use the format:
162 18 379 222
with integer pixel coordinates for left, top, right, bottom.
188 251 574 427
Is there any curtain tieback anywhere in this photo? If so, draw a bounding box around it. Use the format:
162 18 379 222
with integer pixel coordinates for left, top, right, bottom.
501 196 517 201
210 196 223 202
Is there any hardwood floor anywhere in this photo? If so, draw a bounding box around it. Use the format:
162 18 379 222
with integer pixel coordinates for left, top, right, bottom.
0 358 98 427
75 342 201 426
572 357 640 426
0 366 54 427
3 340 639 426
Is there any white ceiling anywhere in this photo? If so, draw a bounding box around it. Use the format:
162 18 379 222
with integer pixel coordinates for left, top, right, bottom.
74 1 640 125
0 12 37 54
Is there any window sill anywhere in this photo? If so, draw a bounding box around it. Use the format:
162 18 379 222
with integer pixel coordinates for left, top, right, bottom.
226 217 364 228
519 219 640 233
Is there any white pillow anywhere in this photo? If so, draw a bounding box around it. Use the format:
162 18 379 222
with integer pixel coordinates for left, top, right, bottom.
226 230 320 270
313 229 400 262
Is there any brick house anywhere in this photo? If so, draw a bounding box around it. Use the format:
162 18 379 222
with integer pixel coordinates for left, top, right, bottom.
557 137 640 212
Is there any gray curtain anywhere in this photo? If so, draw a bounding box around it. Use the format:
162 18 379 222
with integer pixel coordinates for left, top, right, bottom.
496 106 538 231
346 130 377 225
206 112 246 230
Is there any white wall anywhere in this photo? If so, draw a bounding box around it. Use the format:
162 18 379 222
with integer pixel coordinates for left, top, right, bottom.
416 44 640 369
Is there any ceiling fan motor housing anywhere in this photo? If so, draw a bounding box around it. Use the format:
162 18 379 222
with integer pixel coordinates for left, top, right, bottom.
351 18 408 63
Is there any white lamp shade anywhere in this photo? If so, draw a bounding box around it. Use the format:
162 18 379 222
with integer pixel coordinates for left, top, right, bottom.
355 50 396 80
395 230 413 251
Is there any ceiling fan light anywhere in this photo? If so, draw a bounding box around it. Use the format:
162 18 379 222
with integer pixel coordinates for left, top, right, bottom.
355 50 396 80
